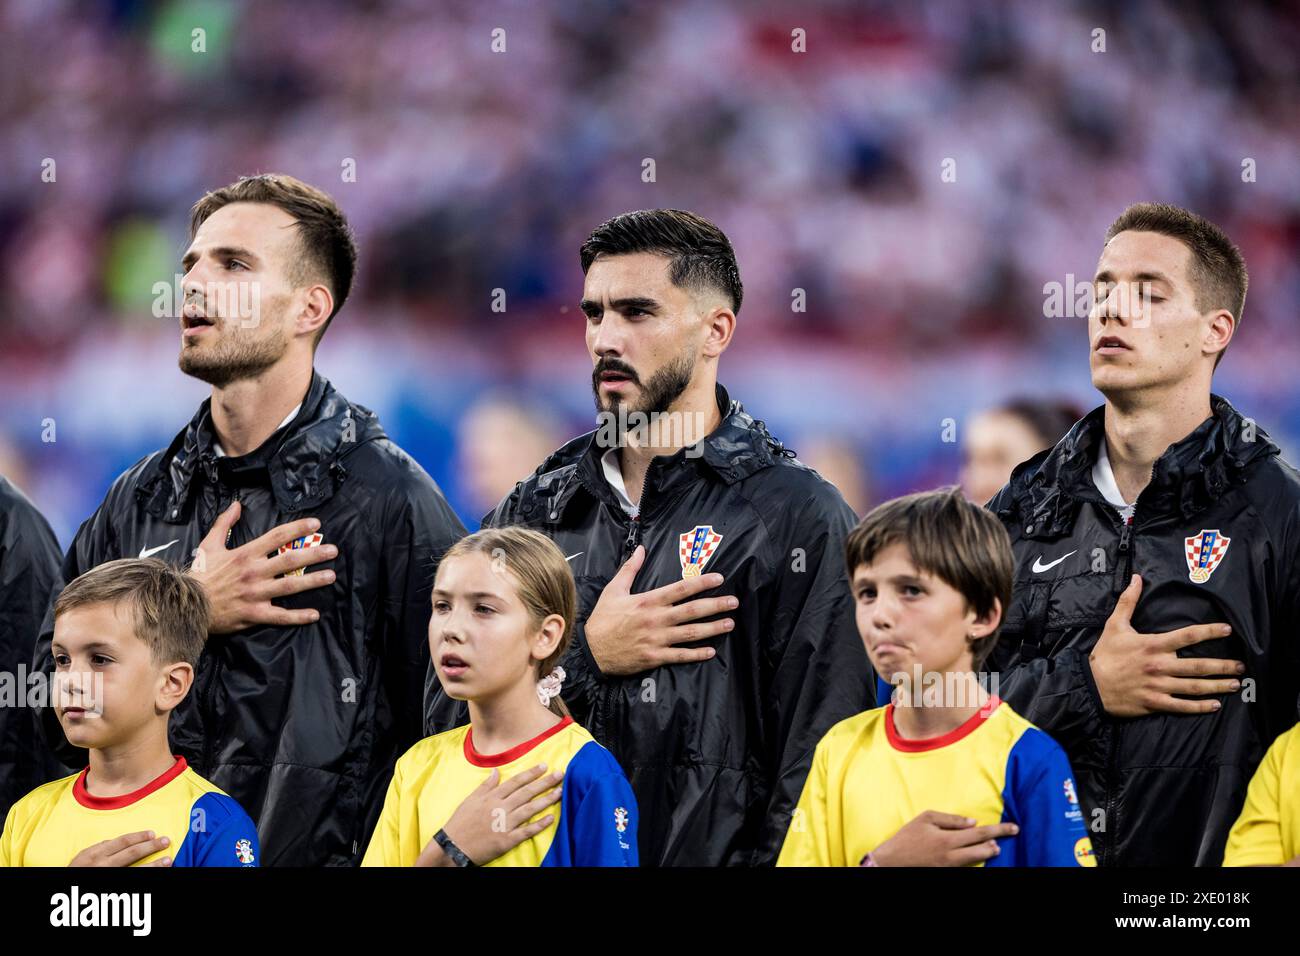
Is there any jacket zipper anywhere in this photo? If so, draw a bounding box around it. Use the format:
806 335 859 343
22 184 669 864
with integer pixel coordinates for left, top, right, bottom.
1100 510 1131 867
597 512 642 738
623 513 642 558
1112 516 1134 592
1101 461 1146 867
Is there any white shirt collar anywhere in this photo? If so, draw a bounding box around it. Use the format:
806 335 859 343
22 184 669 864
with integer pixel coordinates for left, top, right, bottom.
212 403 302 459
600 448 640 517
1092 439 1135 521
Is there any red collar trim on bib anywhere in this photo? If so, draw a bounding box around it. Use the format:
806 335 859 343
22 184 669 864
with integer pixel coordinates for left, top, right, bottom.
465 716 574 768
74 755 187 809
885 697 1001 753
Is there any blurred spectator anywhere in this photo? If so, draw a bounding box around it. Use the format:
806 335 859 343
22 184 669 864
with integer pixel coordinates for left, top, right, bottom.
1 0 1297 543
795 435 873 516
960 398 1084 505
456 394 565 519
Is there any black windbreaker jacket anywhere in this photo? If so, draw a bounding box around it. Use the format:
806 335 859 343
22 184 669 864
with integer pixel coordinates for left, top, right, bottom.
32 371 466 865
988 395 1300 866
0 476 62 824
425 384 875 866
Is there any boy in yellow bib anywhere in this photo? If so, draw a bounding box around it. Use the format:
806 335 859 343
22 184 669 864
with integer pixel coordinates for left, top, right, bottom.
363 527 637 867
778 488 1094 867
1 559 258 867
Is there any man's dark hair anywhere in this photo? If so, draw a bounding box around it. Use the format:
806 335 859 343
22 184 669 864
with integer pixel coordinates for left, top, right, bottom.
580 209 743 314
190 173 358 346
844 486 1013 671
1104 202 1248 368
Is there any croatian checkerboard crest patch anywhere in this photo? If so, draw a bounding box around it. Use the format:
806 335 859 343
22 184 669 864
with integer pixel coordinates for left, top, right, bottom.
679 525 723 579
1185 529 1230 584
279 531 324 577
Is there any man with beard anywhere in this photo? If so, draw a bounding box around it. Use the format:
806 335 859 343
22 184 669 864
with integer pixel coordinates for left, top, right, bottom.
426 209 873 866
33 174 466 865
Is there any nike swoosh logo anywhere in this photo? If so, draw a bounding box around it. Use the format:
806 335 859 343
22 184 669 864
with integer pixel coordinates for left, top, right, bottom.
1032 550 1077 573
565 552 584 562
138 540 179 559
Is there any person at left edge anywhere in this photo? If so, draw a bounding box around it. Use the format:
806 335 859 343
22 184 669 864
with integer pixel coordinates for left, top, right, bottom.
0 475 62 825
29 175 467 866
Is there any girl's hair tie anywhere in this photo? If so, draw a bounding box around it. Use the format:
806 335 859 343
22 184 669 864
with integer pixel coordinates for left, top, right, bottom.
537 665 566 706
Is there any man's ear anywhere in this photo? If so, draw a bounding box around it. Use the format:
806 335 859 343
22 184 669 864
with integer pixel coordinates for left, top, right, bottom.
157 661 194 714
701 304 736 359
295 283 335 340
967 597 1003 641
1204 308 1235 361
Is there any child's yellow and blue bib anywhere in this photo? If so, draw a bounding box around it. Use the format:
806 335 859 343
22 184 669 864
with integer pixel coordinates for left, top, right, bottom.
1223 722 1300 865
0 756 259 867
777 697 1094 867
362 716 638 866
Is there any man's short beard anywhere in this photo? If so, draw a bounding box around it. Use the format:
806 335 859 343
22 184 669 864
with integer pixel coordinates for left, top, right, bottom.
594 352 695 424
179 323 289 388
595 353 702 455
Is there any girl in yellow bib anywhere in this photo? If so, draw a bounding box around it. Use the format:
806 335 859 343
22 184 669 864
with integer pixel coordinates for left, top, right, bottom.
362 527 638 867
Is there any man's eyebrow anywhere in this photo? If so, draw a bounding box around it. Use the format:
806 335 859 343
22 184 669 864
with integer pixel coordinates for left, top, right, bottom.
1132 270 1172 286
182 245 261 269
579 296 662 314
1092 268 1173 286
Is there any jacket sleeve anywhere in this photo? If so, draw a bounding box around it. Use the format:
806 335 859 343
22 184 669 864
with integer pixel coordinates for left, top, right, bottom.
755 487 874 865
31 493 123 771
378 472 467 748
484 486 604 722
545 584 605 727
983 483 1108 762
0 483 63 820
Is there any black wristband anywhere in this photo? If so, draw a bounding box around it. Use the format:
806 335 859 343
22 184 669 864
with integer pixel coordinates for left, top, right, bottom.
434 829 475 868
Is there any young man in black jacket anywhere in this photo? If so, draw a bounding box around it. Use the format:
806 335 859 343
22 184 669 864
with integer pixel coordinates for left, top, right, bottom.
0 475 62 824
426 209 874 866
32 175 466 866
988 202 1300 866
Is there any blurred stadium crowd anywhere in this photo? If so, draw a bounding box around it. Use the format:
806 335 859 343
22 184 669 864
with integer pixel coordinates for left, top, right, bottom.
1 0 1297 543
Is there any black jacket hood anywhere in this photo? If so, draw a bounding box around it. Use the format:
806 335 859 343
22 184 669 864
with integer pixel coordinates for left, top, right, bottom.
138 370 389 522
519 383 792 524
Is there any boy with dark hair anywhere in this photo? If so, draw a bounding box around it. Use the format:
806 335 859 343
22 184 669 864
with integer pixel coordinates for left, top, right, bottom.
778 488 1094 868
3 559 258 867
